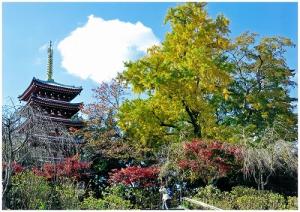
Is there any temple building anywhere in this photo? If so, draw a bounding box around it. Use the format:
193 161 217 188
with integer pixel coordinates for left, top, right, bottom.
17 41 84 163
18 41 84 129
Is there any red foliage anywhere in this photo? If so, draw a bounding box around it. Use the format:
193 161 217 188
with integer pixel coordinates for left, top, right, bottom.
12 162 24 173
178 139 242 182
109 166 160 187
2 161 24 173
32 154 90 180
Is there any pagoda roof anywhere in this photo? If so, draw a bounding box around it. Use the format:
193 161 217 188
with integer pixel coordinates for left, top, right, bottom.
19 77 83 101
28 95 82 111
48 116 84 128
35 78 82 90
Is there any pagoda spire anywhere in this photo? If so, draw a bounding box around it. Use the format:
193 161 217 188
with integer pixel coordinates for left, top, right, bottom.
47 41 54 81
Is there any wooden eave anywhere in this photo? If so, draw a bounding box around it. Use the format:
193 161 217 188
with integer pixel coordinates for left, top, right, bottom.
18 78 82 101
28 96 82 111
49 116 84 128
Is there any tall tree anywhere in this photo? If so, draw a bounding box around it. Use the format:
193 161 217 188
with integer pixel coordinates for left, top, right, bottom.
218 32 297 140
81 78 134 159
118 3 233 150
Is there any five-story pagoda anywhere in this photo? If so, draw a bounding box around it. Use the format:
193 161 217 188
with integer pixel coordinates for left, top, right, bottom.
18 41 84 129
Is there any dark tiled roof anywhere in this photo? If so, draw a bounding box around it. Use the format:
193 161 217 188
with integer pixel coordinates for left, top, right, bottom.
29 95 82 110
48 116 84 128
19 78 82 101
34 78 82 89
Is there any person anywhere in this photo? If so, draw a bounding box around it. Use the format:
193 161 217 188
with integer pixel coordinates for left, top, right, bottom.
159 183 171 209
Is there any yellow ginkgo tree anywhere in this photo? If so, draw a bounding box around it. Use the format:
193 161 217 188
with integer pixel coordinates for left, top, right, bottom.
118 3 297 151
118 3 234 150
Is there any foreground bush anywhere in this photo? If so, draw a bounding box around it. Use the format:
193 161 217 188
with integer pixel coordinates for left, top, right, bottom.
109 166 161 209
81 194 133 210
54 180 82 209
7 171 85 210
193 185 297 210
287 196 298 210
81 186 133 210
7 171 52 209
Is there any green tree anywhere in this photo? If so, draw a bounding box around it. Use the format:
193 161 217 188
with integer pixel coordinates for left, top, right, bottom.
7 171 52 209
220 32 297 140
54 179 83 209
119 3 233 150
80 186 133 210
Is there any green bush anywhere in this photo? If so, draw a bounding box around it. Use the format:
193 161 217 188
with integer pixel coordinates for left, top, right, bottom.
235 195 267 210
81 186 133 210
193 185 232 209
81 194 133 209
55 180 83 209
193 185 297 210
182 199 199 209
127 187 160 209
81 195 106 209
230 186 286 209
194 185 222 206
103 193 133 209
101 184 160 209
287 196 298 210
80 185 161 209
7 171 52 209
234 193 286 210
265 192 286 210
230 186 260 197
215 191 235 210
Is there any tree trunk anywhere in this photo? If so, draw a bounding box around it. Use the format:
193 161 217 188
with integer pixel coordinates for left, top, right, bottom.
3 163 12 209
260 173 264 190
258 172 265 191
193 123 201 138
182 100 202 138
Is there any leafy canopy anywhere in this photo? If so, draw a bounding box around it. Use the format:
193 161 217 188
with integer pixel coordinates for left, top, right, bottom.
119 3 233 150
118 3 297 150
218 32 297 140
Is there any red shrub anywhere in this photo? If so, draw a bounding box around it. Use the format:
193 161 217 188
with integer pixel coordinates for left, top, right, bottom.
178 139 242 182
2 161 24 174
32 154 90 180
109 166 160 187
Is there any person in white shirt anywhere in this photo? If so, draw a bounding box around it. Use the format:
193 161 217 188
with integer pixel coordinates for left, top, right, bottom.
159 184 171 209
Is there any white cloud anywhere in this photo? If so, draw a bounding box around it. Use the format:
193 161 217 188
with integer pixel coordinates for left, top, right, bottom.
57 15 160 83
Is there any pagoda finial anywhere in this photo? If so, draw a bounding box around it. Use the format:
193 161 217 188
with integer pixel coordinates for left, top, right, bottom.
47 40 54 81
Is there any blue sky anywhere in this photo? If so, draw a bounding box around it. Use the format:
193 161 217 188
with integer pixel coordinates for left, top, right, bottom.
3 2 298 106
